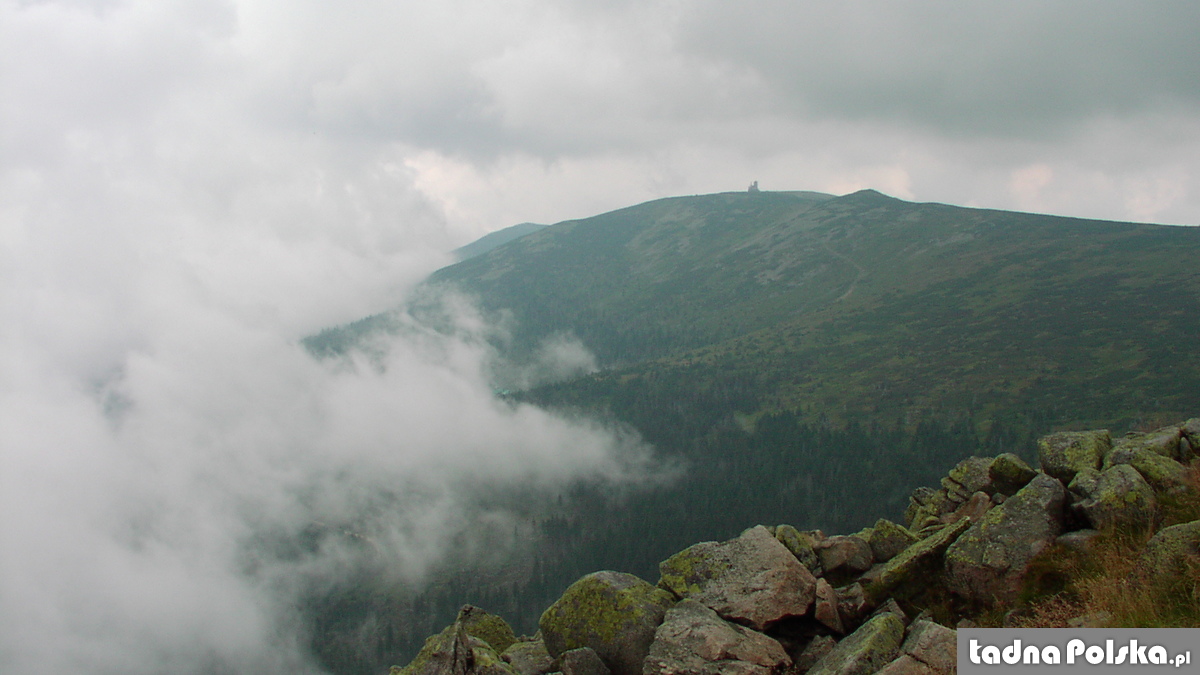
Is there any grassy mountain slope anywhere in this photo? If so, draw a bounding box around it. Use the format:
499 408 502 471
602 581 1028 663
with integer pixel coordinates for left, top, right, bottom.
431 188 1200 433
453 222 547 261
305 189 1200 673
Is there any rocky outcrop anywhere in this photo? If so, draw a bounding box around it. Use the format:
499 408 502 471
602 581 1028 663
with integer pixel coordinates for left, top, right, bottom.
944 473 1066 606
896 619 956 674
394 417 1200 675
393 605 518 675
642 599 791 675
815 535 874 577
774 524 823 574
1069 464 1158 531
865 518 971 603
988 453 1037 495
1104 445 1189 495
1038 430 1111 483
559 648 610 675
538 571 673 675
500 639 553 675
1135 520 1200 584
658 525 816 630
865 520 919 563
806 613 905 675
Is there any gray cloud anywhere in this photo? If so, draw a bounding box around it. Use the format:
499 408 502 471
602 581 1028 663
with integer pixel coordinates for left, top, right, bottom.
675 2 1200 138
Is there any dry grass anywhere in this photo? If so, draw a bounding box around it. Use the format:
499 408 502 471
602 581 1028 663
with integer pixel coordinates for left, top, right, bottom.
1014 460 1200 628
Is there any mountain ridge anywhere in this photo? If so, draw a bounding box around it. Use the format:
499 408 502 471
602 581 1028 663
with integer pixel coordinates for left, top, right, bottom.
427 188 1200 432
303 190 1200 673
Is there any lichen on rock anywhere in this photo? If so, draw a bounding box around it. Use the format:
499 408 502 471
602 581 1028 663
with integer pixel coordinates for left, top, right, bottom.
806 612 905 675
658 525 815 630
1134 519 1200 584
539 571 673 675
1038 429 1111 483
773 524 822 574
642 599 791 675
393 605 519 675
944 472 1066 606
989 453 1037 496
867 519 919 563
1070 464 1159 531
866 518 970 603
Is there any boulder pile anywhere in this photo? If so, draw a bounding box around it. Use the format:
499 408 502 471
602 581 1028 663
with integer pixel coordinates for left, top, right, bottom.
393 419 1200 675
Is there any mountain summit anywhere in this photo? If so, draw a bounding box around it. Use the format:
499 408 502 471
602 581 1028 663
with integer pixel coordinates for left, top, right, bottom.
428 188 1200 430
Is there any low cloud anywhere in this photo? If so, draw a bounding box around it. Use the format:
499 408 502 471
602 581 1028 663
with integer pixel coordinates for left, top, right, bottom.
0 3 662 670
1 229 662 673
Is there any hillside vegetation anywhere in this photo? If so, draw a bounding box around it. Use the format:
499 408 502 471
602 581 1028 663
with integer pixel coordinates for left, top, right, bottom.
303 189 1200 673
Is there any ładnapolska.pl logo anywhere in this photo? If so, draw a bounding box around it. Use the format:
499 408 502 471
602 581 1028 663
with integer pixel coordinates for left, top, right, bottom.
959 628 1199 673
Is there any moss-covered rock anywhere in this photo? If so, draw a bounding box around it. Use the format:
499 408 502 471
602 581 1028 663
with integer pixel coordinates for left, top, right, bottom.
989 453 1037 496
1103 446 1188 495
1113 427 1182 460
658 525 815 630
900 619 957 673
1134 519 1200 583
501 638 554 675
942 457 995 502
867 519 920 563
865 518 971 603
394 606 519 675
1071 464 1159 531
774 524 822 574
539 571 673 675
905 487 953 534
558 647 610 675
1038 430 1111 483
944 472 1066 607
876 654 936 675
1181 419 1200 461
807 612 905 675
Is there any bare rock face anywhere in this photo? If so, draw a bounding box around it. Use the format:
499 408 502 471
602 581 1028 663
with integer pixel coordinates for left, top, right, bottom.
539 571 674 675
1038 430 1111 484
813 579 844 634
658 525 816 630
806 613 905 675
815 535 874 576
642 599 792 675
944 472 1066 606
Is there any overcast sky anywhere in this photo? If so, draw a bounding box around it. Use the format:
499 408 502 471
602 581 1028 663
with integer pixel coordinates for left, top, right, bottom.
3 1 1200 673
